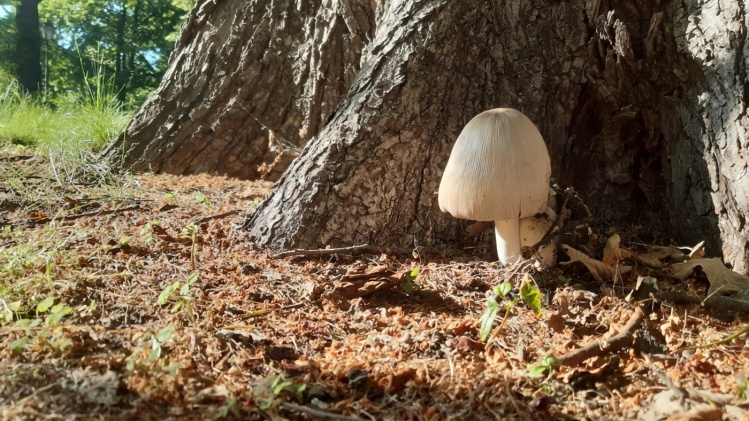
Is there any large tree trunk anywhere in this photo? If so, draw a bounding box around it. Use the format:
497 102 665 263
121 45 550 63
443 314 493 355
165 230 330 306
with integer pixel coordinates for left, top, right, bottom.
110 0 749 273
15 0 42 95
104 0 374 181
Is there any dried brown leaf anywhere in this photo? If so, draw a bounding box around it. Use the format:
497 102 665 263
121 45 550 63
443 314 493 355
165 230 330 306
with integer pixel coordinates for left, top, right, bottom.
602 234 622 266
646 245 686 261
667 404 723 421
561 245 630 282
670 258 749 295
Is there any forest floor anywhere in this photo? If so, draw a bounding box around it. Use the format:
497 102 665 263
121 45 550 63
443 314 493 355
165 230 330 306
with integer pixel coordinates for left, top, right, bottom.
1 150 749 421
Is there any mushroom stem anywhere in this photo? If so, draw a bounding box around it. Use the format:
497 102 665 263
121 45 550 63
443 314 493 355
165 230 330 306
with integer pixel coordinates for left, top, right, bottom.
494 219 521 265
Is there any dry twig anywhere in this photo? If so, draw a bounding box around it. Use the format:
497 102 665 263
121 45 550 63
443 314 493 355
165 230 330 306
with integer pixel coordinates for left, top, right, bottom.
557 306 645 366
280 402 367 421
192 209 241 224
272 244 403 259
17 204 141 226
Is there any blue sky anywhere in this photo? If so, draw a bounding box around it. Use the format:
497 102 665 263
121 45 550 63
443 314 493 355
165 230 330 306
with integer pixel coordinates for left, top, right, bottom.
0 3 161 69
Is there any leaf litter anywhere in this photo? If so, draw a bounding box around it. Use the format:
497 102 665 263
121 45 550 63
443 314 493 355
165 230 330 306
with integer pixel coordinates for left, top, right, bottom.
1 152 749 420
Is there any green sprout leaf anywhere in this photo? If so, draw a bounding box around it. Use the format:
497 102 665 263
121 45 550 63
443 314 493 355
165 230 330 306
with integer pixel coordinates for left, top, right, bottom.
479 296 500 341
45 304 72 325
528 355 560 377
494 281 512 297
520 281 543 316
10 336 28 353
147 340 162 363
158 281 180 305
401 267 419 295
186 272 199 285
36 296 55 314
156 325 176 344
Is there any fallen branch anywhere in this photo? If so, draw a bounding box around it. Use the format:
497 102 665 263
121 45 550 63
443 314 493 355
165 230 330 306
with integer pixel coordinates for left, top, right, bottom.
17 204 141 227
557 306 645 367
280 402 367 421
652 290 749 314
193 209 241 224
272 244 403 259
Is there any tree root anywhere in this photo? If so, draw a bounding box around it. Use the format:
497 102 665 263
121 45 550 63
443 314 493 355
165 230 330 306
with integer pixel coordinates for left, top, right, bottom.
652 290 749 314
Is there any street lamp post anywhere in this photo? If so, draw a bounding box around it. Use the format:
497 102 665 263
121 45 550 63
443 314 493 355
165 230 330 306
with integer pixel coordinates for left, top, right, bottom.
40 21 55 101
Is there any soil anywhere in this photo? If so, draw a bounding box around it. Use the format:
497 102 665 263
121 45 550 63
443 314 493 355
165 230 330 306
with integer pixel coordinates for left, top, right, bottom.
1 151 748 420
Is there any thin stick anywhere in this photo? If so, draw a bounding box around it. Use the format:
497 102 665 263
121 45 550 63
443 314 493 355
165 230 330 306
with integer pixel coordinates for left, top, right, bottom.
557 306 645 366
271 244 402 259
193 209 241 224
280 402 367 421
19 204 141 226
680 324 749 350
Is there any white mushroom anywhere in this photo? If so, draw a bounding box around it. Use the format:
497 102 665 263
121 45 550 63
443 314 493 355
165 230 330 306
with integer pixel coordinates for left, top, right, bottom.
438 108 551 265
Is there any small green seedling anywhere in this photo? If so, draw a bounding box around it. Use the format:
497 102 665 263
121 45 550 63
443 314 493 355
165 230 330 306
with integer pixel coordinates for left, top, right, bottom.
528 355 561 378
126 325 180 374
164 191 179 202
255 372 307 410
218 397 238 418
194 191 213 207
158 272 198 314
480 274 543 341
401 267 420 295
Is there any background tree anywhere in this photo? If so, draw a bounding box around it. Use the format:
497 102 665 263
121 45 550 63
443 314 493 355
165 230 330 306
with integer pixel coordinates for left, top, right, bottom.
14 0 40 93
0 3 18 77
0 0 190 104
107 0 749 273
38 0 190 104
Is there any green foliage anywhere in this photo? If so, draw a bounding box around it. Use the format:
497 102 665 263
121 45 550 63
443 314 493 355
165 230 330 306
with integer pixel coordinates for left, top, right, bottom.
194 191 213 207
218 397 238 418
126 324 180 375
0 71 128 152
255 372 307 410
528 355 561 378
736 379 748 399
479 275 544 342
401 267 419 295
479 295 500 341
520 281 543 316
1 1 190 105
158 272 198 315
37 0 190 104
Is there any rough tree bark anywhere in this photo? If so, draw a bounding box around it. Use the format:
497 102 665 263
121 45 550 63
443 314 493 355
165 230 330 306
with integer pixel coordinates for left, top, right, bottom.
109 0 749 272
15 0 42 95
104 0 374 181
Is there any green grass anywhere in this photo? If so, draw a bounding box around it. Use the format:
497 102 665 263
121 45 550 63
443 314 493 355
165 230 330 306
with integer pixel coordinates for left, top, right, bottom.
0 68 129 155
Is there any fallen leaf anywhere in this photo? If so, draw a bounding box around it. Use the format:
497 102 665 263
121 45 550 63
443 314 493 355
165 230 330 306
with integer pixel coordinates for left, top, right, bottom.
379 367 416 394
667 404 723 421
602 234 622 266
560 245 630 282
646 245 686 261
670 258 749 295
687 241 706 259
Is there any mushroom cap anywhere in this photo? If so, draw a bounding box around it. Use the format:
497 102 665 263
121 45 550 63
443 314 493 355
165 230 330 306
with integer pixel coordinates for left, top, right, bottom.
438 108 551 222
